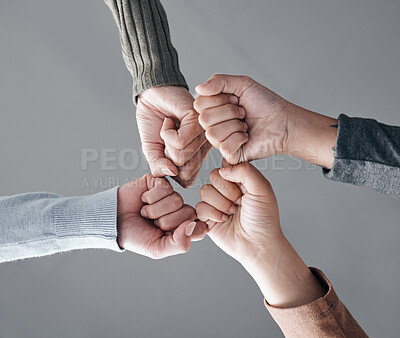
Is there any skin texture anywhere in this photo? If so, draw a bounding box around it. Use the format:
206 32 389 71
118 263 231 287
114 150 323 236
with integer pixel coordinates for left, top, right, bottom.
137 85 212 187
196 162 325 307
195 74 338 169
117 174 207 259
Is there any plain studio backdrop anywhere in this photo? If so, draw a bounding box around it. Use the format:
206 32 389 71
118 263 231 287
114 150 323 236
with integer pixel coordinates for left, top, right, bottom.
1 1 400 337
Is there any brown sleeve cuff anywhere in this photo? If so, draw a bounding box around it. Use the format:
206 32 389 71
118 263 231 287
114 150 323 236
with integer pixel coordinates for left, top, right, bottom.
264 268 368 337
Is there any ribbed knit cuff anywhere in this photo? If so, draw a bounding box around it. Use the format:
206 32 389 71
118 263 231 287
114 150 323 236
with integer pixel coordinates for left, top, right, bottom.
105 0 189 102
54 187 123 252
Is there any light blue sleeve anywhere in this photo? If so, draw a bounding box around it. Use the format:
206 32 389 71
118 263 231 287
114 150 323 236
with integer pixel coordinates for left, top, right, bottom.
0 187 123 264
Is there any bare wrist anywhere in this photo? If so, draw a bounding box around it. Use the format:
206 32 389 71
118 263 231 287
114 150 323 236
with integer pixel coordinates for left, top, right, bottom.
286 103 338 169
242 236 326 308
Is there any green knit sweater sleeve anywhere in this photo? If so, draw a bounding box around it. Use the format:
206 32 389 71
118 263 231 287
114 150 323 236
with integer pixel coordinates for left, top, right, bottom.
105 0 188 99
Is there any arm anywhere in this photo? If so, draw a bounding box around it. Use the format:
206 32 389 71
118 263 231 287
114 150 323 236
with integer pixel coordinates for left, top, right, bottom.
104 0 187 97
105 0 211 187
0 188 121 263
196 162 367 337
195 74 400 198
0 175 207 263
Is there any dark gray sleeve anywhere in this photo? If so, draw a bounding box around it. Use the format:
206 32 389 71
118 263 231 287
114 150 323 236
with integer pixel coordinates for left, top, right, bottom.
323 114 400 198
105 0 188 99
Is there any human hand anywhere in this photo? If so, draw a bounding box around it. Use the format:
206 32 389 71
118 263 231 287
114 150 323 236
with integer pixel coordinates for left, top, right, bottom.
194 74 289 165
137 86 212 187
196 161 282 264
195 74 338 168
196 161 325 307
117 175 207 259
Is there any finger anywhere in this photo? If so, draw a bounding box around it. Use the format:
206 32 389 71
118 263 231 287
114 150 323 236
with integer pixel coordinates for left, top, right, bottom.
209 168 242 204
160 114 203 150
142 142 178 177
219 132 249 164
218 162 272 196
149 220 195 259
200 184 238 215
155 204 196 231
194 94 238 112
198 104 245 130
205 120 248 148
141 177 174 204
191 221 208 241
173 141 212 188
196 201 228 223
195 74 254 97
164 132 208 167
141 192 183 219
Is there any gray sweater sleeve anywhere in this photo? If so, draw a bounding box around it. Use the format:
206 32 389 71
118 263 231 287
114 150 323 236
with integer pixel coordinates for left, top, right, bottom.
0 187 122 264
323 114 400 198
105 0 188 99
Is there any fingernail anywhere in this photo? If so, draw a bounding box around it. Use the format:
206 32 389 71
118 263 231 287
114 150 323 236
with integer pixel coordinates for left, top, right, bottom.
221 214 228 221
244 132 249 139
185 221 197 236
229 205 238 214
242 122 248 131
141 194 147 203
140 208 148 218
230 96 239 104
239 107 246 118
219 167 232 176
235 197 242 205
161 168 175 176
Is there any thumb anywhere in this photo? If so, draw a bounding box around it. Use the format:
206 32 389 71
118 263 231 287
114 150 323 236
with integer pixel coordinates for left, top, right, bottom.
160 116 202 149
195 74 253 97
151 220 196 258
218 162 271 196
142 140 178 177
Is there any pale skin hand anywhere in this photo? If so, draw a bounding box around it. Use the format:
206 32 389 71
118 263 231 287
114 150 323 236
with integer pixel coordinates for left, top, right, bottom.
137 85 212 188
195 74 338 169
117 175 207 259
196 162 325 307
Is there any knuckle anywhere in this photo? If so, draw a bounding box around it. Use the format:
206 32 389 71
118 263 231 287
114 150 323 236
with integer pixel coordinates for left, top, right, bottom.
193 98 204 112
219 141 231 155
213 73 222 80
205 128 217 140
165 183 174 195
195 202 202 213
209 168 220 182
174 138 186 150
182 204 196 220
170 149 186 167
198 112 210 128
200 184 212 199
158 220 170 231
172 192 184 207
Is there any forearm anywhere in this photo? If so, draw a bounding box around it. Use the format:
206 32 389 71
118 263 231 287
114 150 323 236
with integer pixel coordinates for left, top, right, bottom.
0 188 122 263
242 235 325 308
286 103 400 197
105 0 188 99
286 103 338 169
242 236 367 337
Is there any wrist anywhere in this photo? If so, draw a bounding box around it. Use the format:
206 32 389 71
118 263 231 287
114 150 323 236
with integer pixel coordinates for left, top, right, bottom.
242 235 325 308
286 103 338 168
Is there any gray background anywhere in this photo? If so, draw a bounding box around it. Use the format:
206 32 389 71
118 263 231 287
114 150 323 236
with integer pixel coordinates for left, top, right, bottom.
1 0 399 337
